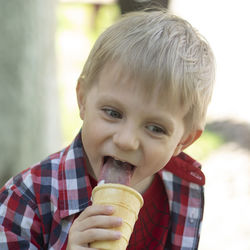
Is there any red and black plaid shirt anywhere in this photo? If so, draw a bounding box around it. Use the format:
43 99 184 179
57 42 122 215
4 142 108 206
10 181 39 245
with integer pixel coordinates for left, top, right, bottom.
128 173 170 249
0 131 205 249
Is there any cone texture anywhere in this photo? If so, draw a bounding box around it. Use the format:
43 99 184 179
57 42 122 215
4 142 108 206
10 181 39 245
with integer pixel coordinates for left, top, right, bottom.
90 183 144 250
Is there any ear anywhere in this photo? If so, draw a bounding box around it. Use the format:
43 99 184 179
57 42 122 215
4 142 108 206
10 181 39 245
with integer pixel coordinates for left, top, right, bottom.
173 129 203 156
76 79 85 121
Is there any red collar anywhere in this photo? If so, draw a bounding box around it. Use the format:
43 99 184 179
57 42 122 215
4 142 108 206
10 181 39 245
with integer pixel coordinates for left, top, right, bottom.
163 152 205 186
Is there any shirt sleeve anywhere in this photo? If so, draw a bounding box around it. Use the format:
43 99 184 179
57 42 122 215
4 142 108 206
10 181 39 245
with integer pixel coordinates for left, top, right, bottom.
0 180 44 249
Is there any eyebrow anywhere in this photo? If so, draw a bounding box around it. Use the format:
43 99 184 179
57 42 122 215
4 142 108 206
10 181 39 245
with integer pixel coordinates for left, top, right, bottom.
146 114 175 134
97 94 124 109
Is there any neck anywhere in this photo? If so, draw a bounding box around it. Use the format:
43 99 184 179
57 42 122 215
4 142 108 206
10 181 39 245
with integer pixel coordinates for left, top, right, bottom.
133 175 155 194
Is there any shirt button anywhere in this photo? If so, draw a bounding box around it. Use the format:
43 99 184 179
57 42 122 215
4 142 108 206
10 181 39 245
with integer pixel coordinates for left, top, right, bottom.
189 209 196 223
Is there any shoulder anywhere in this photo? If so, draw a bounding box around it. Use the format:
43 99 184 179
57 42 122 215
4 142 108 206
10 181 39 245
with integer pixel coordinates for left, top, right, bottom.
0 148 67 244
159 154 205 249
0 146 68 211
0 133 85 248
0 165 44 246
0 167 38 214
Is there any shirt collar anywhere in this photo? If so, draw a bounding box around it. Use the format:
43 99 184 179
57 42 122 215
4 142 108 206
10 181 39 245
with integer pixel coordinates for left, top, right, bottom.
164 152 205 186
58 131 93 219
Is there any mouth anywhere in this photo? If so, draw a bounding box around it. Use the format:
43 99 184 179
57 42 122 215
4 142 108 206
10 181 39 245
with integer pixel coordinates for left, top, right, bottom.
98 156 136 186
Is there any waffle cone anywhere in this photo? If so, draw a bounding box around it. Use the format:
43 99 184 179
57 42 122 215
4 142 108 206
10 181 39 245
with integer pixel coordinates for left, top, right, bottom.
90 183 144 250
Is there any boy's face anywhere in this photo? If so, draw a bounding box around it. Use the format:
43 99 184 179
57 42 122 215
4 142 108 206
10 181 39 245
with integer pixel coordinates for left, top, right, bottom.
77 65 190 192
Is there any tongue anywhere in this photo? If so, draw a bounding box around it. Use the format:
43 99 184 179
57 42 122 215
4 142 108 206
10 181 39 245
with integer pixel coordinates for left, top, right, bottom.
98 157 133 186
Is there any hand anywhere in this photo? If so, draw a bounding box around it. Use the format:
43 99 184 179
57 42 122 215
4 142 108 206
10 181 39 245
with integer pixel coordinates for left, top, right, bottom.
66 205 122 250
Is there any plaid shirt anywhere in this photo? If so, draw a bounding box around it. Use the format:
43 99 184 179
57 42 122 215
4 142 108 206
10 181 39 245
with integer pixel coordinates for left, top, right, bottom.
0 132 205 250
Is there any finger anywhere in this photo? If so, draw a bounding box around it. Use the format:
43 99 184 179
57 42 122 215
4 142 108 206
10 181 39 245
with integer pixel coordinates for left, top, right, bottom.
67 245 96 250
86 247 97 250
66 244 96 250
78 228 122 245
76 205 114 222
76 215 122 232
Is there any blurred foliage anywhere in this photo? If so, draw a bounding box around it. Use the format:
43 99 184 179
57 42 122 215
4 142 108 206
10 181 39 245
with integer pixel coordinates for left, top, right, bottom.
184 130 224 161
56 3 119 146
87 4 120 44
57 3 120 45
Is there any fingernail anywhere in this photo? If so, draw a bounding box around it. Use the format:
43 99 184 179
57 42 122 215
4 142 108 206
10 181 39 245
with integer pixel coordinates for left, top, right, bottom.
114 231 122 239
106 206 114 212
117 217 123 224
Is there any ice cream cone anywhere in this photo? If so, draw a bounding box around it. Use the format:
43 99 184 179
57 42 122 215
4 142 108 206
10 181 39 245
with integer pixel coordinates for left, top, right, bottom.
90 183 144 250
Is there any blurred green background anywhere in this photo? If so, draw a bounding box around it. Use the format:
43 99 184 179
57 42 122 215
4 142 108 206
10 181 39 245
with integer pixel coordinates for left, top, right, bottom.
56 2 120 146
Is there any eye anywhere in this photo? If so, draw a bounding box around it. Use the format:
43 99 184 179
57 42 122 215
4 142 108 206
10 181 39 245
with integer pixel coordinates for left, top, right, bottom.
102 108 122 119
146 124 167 135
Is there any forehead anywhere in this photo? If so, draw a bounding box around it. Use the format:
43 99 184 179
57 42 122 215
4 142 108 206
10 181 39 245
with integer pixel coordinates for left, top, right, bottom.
95 63 186 114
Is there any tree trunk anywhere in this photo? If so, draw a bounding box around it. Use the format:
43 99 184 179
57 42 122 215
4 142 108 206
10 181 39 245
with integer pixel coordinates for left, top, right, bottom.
0 0 61 186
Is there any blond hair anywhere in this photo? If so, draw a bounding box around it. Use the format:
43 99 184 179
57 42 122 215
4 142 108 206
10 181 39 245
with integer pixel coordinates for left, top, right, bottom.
79 10 215 131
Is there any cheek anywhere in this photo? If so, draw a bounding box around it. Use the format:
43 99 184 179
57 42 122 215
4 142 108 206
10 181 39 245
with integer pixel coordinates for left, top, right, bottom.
82 121 100 142
82 115 111 148
147 142 178 171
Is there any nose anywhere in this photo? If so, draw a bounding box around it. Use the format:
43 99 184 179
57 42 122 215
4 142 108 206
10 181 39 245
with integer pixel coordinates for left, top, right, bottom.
113 124 139 151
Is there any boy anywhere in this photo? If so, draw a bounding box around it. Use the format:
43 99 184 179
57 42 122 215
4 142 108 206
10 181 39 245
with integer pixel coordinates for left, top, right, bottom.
0 10 215 249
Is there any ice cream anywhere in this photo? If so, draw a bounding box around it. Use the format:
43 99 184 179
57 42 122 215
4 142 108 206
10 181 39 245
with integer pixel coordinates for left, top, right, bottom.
90 157 144 250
